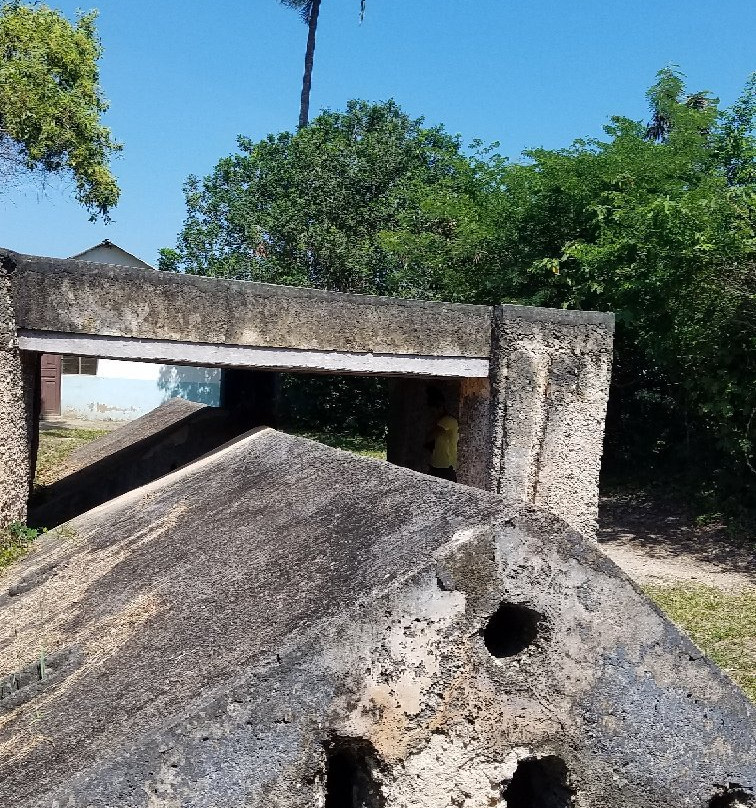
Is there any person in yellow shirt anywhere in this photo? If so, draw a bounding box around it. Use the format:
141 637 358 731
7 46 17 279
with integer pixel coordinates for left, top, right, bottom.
425 387 459 482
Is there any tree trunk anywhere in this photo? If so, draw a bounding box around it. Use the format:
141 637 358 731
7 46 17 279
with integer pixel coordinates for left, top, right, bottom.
298 0 321 130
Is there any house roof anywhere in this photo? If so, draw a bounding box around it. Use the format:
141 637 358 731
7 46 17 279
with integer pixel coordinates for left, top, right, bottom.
69 239 155 270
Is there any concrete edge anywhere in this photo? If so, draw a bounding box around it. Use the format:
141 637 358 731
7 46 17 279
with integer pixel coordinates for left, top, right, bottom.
17 330 491 377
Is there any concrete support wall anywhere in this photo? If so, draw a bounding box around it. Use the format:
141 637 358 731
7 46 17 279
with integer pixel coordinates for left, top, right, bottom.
489 305 614 537
0 260 33 527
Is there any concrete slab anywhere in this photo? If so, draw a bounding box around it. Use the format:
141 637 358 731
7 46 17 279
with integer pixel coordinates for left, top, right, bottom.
29 398 243 527
0 431 753 807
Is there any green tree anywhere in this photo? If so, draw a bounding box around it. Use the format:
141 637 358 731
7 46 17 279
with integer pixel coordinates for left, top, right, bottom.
161 99 465 299
0 2 121 219
387 71 756 504
280 0 365 129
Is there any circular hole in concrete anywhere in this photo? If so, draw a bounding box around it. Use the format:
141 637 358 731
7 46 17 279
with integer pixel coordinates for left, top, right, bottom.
709 786 756 807
504 755 574 808
483 602 543 658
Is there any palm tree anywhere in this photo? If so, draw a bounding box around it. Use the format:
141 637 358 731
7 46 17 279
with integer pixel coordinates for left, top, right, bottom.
280 0 365 130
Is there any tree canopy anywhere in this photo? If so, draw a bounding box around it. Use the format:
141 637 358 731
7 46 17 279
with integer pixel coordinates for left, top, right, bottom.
389 67 756 500
0 2 121 219
160 99 466 298
164 70 756 510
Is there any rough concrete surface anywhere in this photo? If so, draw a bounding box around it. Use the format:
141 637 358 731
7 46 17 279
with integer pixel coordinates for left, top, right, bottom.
0 431 753 808
59 397 206 476
4 249 492 358
490 305 614 538
0 255 32 526
29 398 245 527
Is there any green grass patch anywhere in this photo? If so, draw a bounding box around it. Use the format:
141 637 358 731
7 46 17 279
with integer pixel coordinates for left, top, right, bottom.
0 522 45 572
35 427 108 486
291 429 387 460
646 584 756 702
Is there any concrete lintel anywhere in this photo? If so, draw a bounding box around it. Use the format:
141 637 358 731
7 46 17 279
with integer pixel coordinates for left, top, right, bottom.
17 330 490 378
497 302 615 331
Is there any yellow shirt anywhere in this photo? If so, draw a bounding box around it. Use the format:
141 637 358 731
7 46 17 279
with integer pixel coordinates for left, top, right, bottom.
431 415 459 470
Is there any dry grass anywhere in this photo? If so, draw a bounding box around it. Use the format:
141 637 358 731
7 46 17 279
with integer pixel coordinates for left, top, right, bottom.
0 427 107 573
35 427 108 486
646 584 756 702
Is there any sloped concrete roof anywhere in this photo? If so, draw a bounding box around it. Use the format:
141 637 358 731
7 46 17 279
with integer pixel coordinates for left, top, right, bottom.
0 431 754 807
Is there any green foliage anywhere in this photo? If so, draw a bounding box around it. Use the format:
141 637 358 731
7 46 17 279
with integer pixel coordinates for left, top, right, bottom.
166 75 756 505
388 70 756 505
0 2 121 218
278 373 388 441
161 99 467 298
0 521 44 570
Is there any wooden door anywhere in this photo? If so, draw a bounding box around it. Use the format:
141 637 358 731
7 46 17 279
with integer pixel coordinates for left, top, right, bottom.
40 353 62 417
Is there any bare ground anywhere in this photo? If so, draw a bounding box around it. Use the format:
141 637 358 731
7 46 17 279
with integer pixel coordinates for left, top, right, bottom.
598 490 756 591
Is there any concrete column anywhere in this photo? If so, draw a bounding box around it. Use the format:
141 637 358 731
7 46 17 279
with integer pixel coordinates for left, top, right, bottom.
488 305 614 538
456 377 493 489
0 258 34 527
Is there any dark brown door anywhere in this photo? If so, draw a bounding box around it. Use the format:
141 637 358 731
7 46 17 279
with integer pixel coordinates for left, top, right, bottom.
40 353 62 417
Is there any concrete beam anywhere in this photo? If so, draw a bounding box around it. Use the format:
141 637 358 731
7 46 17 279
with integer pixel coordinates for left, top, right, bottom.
6 250 491 359
17 330 490 378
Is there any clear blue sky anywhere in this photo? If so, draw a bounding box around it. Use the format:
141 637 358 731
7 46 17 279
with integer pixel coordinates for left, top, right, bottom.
1 0 754 265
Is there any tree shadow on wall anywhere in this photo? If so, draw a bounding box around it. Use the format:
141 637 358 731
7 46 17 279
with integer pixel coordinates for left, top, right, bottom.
157 364 221 406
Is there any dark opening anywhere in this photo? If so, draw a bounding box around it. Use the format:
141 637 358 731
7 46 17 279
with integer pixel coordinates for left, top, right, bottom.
504 755 575 808
709 785 756 807
324 739 383 808
483 602 543 658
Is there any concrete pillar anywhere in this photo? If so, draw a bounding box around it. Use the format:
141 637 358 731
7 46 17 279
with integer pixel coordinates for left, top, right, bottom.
0 258 35 527
457 377 493 489
488 305 614 538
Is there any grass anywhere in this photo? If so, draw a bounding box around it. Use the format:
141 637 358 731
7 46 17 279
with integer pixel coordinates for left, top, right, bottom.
0 427 107 574
291 429 387 460
0 522 43 571
35 427 108 486
646 584 756 702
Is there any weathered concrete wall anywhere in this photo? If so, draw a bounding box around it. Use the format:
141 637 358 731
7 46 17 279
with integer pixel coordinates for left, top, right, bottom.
5 249 491 359
489 305 614 537
0 249 615 537
0 431 753 808
0 257 32 527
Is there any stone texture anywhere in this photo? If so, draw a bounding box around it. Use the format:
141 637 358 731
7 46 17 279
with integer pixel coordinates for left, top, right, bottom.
0 430 753 808
5 249 492 358
490 304 615 537
0 255 32 527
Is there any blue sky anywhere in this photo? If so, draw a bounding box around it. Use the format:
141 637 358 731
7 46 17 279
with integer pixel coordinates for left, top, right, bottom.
1 0 754 265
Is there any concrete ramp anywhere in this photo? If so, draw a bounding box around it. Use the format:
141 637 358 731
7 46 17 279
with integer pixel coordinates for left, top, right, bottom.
29 398 244 527
0 430 754 807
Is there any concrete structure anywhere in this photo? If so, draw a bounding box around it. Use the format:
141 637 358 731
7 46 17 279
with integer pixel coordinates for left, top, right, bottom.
48 241 220 421
29 398 245 527
0 430 754 807
0 248 613 536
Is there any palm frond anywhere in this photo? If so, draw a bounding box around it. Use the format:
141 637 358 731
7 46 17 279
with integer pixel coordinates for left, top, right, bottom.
280 0 314 24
